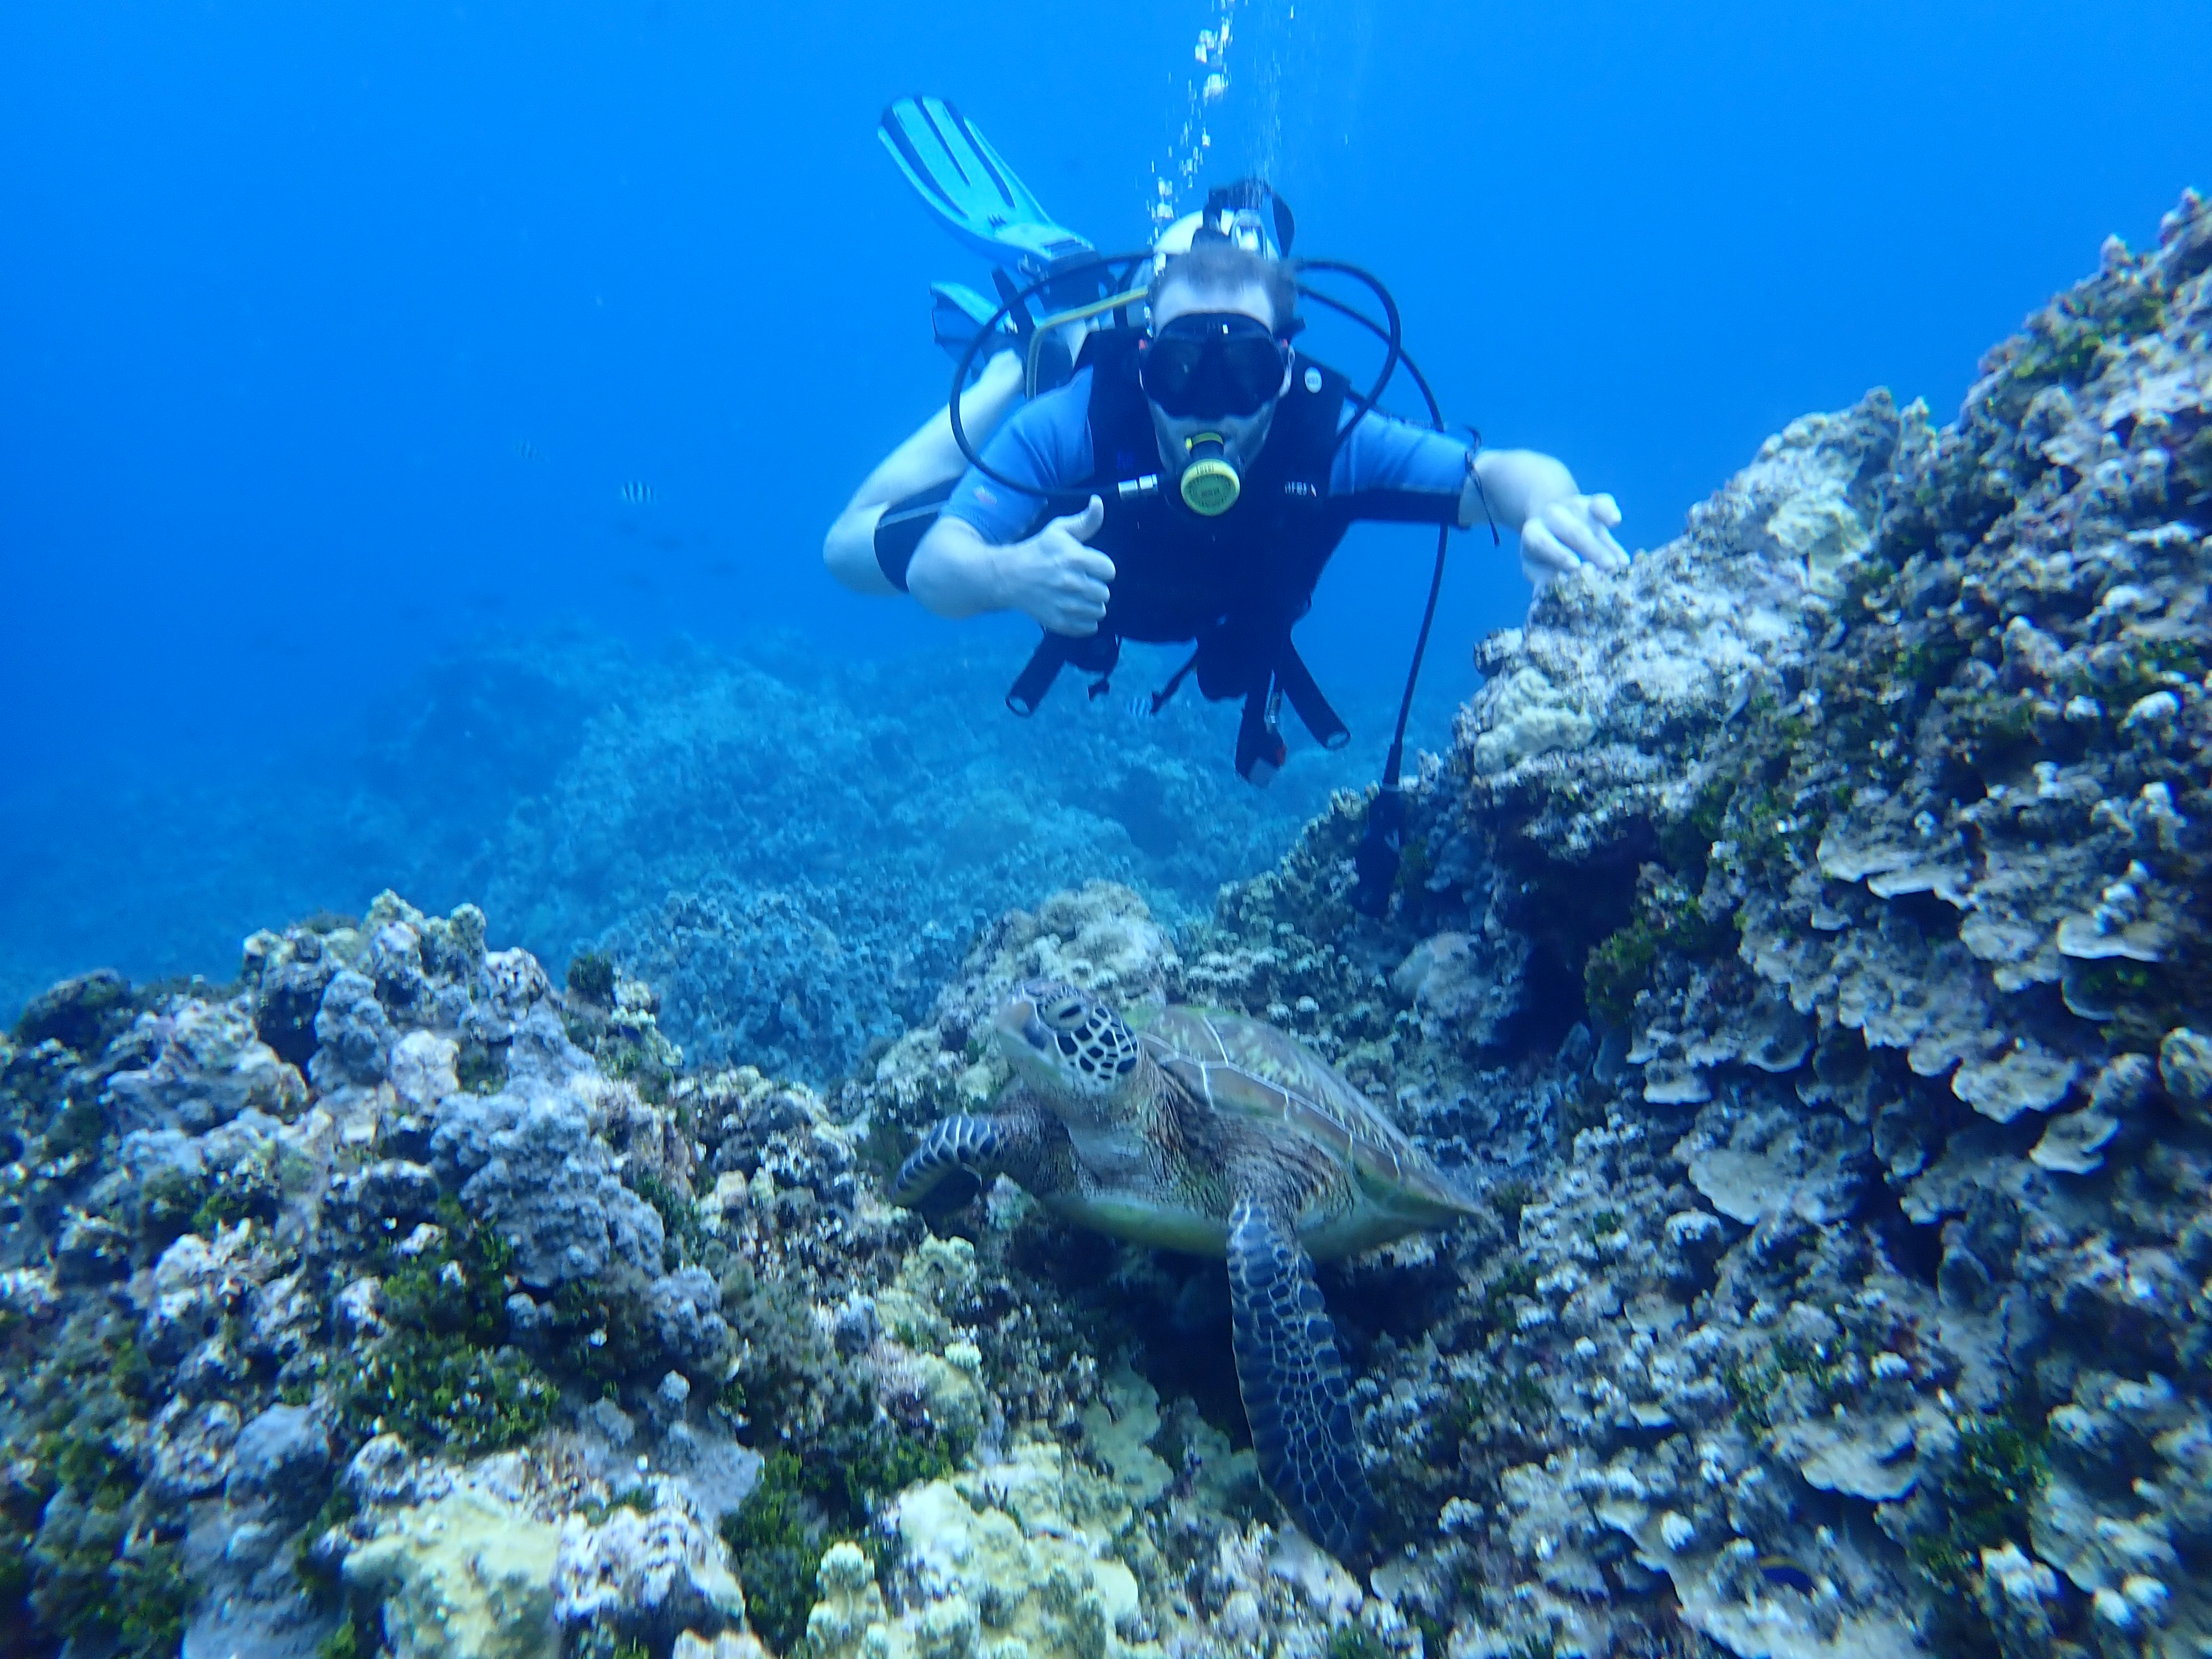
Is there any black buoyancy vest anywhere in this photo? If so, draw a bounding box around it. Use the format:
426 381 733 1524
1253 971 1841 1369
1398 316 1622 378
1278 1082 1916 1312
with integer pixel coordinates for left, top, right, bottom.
1005 327 1359 782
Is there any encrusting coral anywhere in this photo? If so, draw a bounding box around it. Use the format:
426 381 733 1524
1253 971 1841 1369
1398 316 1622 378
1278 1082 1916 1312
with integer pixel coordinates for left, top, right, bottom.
5 191 2211 1659
1278 187 2212 1658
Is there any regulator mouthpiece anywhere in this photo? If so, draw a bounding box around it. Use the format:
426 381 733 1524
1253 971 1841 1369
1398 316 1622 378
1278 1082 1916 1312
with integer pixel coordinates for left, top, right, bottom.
1179 434 1240 516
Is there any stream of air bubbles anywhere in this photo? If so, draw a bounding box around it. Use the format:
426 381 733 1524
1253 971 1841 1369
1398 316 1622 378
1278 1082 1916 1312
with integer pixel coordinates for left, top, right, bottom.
1147 0 1369 233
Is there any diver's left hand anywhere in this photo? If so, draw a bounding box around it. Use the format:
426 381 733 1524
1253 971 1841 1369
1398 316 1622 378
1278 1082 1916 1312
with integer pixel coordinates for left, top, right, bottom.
1472 449 1630 585
1520 492 1627 585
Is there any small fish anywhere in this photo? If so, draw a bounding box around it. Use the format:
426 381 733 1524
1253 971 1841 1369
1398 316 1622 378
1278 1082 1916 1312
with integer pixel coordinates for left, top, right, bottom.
1758 1556 1817 1595
511 439 542 462
618 481 656 507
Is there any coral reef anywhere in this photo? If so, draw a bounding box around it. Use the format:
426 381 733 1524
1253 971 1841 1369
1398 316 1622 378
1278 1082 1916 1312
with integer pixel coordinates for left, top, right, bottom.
553 639 1412 1084
1 634 1420 1087
1246 188 2212 1657
0 892 779 1659
4 192 2209 1659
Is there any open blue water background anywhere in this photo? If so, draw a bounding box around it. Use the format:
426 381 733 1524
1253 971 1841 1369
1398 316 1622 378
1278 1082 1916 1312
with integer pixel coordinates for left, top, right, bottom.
3 0 2208 1036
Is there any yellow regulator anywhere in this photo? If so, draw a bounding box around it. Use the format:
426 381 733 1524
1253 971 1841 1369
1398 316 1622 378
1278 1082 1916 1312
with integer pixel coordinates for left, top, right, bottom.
1178 433 1241 515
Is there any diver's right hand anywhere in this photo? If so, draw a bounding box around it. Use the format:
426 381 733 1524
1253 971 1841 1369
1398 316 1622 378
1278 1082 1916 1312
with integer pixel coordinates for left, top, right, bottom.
1001 496 1115 636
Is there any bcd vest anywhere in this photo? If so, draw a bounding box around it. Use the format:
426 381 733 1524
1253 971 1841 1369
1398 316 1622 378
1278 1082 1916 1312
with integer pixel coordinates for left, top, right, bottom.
1005 327 1361 783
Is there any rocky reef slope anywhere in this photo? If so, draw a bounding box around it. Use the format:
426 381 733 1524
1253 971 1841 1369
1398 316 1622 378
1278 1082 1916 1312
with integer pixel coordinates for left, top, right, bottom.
1291 186 2212 1657
3 193 2207 1659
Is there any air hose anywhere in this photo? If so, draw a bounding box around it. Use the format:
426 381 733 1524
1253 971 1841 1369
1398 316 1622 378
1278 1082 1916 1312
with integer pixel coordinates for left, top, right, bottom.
1295 271 1498 916
945 249 1156 507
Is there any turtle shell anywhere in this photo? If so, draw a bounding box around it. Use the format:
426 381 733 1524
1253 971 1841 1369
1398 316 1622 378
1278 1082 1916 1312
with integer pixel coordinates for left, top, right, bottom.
1130 1004 1476 1217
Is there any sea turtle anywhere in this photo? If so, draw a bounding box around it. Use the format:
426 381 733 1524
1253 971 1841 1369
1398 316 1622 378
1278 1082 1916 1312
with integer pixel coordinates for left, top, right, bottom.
890 979 1481 1556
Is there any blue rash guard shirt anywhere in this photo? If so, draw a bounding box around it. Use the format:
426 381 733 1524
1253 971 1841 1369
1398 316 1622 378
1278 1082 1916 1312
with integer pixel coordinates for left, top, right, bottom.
937 366 1472 543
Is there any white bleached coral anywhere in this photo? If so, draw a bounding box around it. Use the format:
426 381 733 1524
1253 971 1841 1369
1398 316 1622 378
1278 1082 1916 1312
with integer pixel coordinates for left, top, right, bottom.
1459 397 1898 855
805 1438 1160 1659
342 1483 565 1659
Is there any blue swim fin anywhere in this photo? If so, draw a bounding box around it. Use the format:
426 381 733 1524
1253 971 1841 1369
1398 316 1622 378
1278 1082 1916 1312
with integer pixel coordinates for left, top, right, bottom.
880 97 1093 274
929 281 1015 359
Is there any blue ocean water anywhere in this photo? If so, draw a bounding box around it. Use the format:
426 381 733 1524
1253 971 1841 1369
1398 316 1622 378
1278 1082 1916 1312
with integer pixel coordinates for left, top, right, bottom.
2 0 2208 1032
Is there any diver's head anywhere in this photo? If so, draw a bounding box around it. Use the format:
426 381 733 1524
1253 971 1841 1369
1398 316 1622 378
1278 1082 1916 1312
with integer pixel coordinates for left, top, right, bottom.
1141 242 1297 515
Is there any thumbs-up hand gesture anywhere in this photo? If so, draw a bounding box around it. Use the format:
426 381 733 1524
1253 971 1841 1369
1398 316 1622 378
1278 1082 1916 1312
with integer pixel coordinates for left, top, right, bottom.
1000 495 1117 636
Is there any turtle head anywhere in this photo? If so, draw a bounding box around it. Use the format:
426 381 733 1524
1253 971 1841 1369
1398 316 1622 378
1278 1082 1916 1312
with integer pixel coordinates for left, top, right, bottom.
995 980 1141 1109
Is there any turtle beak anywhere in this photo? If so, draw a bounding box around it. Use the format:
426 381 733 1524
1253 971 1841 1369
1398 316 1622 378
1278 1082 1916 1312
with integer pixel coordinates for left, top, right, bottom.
996 994 1050 1053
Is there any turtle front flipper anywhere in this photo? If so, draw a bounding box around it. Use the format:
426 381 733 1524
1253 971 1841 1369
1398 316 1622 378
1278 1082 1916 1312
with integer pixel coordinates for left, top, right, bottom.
890 1113 1019 1206
1225 1195 1376 1558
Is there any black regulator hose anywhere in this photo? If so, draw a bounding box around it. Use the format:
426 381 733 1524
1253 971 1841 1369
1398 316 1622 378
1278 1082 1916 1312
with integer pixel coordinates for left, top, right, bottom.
1290 259 1404 453
1297 268 1498 917
945 249 1155 507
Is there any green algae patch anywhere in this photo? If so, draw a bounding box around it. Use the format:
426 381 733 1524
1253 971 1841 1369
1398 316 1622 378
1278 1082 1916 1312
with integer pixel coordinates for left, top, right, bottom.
9 1303 192 1659
566 950 618 1007
1582 869 1735 1028
630 1167 706 1273
1907 1400 2048 1600
338 1333 554 1459
1583 922 1661 1029
331 1197 555 1457
315 1615 362 1659
719 1396 978 1656
718 1452 838 1656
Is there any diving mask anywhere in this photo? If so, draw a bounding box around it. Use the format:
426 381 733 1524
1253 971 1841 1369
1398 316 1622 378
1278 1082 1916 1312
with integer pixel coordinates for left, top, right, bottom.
1139 312 1290 419
1140 313 1290 515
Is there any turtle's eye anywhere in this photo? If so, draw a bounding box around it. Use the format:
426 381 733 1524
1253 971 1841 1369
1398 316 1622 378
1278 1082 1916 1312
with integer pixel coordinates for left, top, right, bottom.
1050 999 1084 1024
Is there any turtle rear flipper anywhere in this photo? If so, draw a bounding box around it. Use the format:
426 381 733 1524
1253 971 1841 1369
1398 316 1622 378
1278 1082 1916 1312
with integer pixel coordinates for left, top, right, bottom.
1226 1195 1376 1558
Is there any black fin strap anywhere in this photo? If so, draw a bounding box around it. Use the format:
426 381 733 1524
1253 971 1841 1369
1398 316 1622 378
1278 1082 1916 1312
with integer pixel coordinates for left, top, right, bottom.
1148 649 1202 714
992 268 1035 338
1273 641 1349 750
1007 635 1071 716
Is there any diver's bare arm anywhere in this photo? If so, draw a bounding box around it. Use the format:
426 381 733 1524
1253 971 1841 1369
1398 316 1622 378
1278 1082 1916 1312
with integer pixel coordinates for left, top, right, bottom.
1467 448 1562 533
909 501 1114 636
906 515 1013 617
823 353 1027 594
1468 449 1628 577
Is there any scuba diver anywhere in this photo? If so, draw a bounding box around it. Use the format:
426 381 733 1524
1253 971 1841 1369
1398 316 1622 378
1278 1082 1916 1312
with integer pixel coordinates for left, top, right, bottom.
826 98 1628 905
